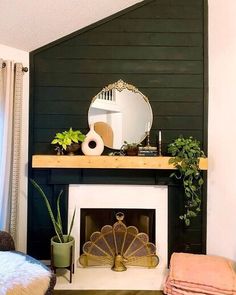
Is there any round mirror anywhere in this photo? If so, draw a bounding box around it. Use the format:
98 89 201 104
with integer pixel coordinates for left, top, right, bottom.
88 80 153 150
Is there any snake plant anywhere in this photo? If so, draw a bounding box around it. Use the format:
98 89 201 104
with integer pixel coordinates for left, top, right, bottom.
30 179 75 243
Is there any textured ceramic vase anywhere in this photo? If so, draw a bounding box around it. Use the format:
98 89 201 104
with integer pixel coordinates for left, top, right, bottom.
82 124 104 156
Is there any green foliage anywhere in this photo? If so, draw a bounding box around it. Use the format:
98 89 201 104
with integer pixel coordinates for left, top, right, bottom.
123 141 140 148
168 136 205 226
51 127 86 151
30 179 76 243
122 141 141 156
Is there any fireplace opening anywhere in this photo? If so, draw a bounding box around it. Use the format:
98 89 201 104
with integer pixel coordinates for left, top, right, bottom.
80 208 156 254
68 183 168 276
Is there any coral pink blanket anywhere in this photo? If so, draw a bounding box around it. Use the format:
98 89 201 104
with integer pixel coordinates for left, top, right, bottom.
164 253 236 295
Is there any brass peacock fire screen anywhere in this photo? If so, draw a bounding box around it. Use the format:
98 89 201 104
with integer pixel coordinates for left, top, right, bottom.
79 212 159 271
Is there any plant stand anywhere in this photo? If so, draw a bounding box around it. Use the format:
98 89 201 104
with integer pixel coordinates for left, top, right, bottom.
51 244 74 283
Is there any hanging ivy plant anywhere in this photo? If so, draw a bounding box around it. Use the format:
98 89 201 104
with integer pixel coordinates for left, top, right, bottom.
168 136 206 226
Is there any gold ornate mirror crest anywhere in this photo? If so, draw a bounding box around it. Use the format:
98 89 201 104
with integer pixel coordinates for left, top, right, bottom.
79 212 159 272
88 80 153 150
92 79 149 102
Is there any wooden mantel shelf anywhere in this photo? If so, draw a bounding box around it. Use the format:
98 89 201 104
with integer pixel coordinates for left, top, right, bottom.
32 155 208 170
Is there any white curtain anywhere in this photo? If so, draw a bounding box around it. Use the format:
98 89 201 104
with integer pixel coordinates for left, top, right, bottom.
0 59 24 239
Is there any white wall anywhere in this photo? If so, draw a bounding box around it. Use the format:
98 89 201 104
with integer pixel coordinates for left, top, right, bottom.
207 0 236 261
0 44 29 252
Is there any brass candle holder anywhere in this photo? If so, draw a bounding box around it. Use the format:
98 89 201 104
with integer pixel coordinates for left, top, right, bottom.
138 131 157 156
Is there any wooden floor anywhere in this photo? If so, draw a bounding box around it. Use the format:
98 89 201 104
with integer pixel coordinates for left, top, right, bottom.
53 291 164 295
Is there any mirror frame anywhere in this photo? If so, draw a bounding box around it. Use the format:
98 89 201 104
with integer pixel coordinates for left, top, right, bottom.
88 79 153 149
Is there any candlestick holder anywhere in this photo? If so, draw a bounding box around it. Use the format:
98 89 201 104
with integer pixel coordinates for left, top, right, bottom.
138 131 157 156
158 130 162 156
146 131 150 147
158 141 162 156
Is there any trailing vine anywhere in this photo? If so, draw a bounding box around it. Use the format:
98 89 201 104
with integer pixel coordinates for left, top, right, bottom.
168 136 205 226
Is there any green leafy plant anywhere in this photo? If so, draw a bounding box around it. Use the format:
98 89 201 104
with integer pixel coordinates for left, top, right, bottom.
123 141 140 148
30 179 76 243
168 136 205 226
122 141 141 156
122 141 142 151
51 127 86 151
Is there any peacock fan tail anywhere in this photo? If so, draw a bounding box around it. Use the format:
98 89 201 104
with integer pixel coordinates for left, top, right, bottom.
79 212 159 271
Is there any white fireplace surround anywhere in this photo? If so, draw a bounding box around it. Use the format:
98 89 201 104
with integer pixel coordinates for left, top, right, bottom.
56 184 168 290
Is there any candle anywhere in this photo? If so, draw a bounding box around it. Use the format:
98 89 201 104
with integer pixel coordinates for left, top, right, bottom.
159 130 162 143
158 130 162 156
147 121 150 132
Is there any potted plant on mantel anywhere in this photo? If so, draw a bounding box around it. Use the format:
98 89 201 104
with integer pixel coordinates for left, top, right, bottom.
30 179 76 282
51 127 86 155
168 136 205 226
122 141 140 156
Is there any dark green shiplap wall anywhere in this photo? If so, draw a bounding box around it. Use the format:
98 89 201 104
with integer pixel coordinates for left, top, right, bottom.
29 0 208 260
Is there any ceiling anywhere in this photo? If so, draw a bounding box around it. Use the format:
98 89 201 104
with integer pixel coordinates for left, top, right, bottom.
0 0 143 52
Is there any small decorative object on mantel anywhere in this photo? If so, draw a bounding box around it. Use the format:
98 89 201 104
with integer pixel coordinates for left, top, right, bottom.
168 136 206 226
122 141 140 156
138 145 157 156
81 124 104 156
158 130 162 156
51 127 86 155
138 123 157 156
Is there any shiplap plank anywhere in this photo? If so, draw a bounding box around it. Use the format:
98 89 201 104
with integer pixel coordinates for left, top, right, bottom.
65 32 202 47
34 100 89 115
35 59 203 75
143 88 203 102
35 86 203 102
151 0 202 5
93 19 202 33
35 73 203 88
153 116 203 130
121 4 202 19
152 102 202 116
34 86 100 101
39 46 203 60
34 114 88 129
33 143 54 154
